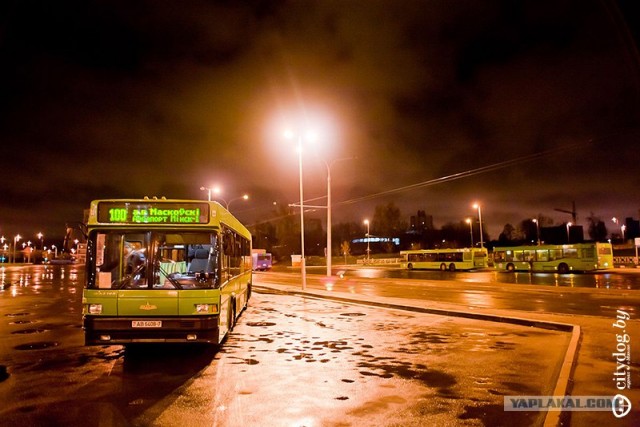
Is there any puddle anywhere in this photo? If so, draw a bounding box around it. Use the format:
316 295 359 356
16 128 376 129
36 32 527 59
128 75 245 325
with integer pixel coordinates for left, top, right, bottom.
0 365 8 382
11 328 48 335
14 341 59 350
340 312 366 317
246 322 276 327
9 320 34 325
5 312 31 317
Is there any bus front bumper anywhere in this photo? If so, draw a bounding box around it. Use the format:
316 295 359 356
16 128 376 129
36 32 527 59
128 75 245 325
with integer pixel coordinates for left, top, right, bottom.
83 315 220 345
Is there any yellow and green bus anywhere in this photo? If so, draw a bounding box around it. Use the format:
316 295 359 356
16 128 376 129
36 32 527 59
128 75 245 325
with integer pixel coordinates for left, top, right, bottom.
400 247 489 271
82 198 252 345
492 242 614 274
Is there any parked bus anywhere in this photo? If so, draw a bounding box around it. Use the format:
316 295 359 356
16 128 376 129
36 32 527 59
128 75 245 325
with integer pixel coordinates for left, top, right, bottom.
252 249 272 271
492 242 613 274
82 198 252 346
400 247 489 271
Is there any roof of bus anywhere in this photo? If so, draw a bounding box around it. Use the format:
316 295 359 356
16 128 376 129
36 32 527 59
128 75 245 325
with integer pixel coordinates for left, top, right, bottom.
87 198 251 238
400 247 487 254
492 242 611 251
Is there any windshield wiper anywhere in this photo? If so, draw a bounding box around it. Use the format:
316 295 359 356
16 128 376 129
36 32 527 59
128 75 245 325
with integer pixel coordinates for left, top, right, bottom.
115 264 146 289
157 263 183 289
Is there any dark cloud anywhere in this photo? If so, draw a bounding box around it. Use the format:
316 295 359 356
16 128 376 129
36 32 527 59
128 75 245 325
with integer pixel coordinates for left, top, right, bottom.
1 0 639 241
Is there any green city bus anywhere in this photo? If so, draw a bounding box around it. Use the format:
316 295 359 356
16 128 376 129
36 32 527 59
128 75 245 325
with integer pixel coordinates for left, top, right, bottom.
82 198 252 345
492 242 614 274
400 247 489 271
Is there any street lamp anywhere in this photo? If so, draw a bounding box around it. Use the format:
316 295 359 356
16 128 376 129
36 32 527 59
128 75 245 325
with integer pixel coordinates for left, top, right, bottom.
472 203 484 249
532 218 540 246
566 222 572 243
465 218 473 247
363 219 370 262
200 186 213 201
612 217 626 242
323 157 352 277
225 194 249 211
37 232 44 250
284 128 318 290
13 234 21 264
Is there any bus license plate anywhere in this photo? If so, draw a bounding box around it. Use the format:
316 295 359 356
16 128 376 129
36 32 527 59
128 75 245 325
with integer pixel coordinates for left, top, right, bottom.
132 320 162 328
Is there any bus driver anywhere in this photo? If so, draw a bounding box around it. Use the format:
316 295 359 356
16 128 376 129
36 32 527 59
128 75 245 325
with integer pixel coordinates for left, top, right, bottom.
124 241 145 274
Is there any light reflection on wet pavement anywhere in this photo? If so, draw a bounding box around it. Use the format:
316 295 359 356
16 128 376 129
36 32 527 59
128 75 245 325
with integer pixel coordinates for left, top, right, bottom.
0 266 569 426
335 267 640 290
144 291 568 427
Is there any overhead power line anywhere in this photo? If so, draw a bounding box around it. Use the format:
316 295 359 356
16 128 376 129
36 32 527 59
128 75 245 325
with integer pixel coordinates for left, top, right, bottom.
246 140 590 227
333 141 589 207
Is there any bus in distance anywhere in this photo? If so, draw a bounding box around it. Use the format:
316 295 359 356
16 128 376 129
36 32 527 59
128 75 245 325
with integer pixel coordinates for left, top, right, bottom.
400 247 489 271
492 242 613 274
82 198 252 346
252 249 272 271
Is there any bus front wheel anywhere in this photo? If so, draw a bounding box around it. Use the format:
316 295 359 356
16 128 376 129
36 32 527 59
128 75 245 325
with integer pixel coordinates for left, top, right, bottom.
407 263 414 270
557 263 570 274
440 263 447 271
448 263 456 272
506 263 515 272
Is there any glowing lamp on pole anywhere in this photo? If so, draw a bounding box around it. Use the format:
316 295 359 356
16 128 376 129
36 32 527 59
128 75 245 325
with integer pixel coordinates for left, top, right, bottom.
472 203 484 249
465 218 474 247
284 128 318 290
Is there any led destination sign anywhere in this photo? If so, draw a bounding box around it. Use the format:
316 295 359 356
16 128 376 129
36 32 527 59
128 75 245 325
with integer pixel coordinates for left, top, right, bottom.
97 202 210 224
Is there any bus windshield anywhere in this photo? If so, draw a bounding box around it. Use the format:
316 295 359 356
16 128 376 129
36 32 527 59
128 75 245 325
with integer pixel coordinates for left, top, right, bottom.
87 230 219 290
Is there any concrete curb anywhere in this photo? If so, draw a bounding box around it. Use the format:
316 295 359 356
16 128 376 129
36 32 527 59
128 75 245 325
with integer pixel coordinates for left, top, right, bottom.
253 283 580 427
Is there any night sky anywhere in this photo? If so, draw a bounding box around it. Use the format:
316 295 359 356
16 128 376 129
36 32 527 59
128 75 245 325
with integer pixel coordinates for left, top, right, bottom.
2 0 639 243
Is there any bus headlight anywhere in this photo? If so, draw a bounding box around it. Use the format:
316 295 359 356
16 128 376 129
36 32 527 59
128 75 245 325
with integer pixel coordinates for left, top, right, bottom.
88 304 103 314
195 304 217 313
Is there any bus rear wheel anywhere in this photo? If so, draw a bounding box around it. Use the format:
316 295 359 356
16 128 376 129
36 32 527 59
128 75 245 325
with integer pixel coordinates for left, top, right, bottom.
557 263 570 274
448 263 456 272
440 263 447 271
407 263 414 270
506 263 515 272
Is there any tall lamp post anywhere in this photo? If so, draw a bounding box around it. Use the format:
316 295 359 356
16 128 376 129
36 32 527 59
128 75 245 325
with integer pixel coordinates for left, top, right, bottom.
566 222 572 243
612 217 626 242
472 203 484 249
0 236 6 263
200 186 213 201
224 194 249 211
465 218 474 247
13 234 21 264
37 232 44 250
532 218 540 246
323 157 352 277
363 219 370 262
285 129 317 290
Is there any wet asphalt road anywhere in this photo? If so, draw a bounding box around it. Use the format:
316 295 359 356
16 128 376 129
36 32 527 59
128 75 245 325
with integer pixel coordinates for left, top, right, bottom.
336 267 640 290
259 270 640 319
0 264 570 426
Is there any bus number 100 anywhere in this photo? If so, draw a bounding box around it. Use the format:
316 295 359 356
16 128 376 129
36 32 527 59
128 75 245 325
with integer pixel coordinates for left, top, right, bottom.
109 208 129 222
